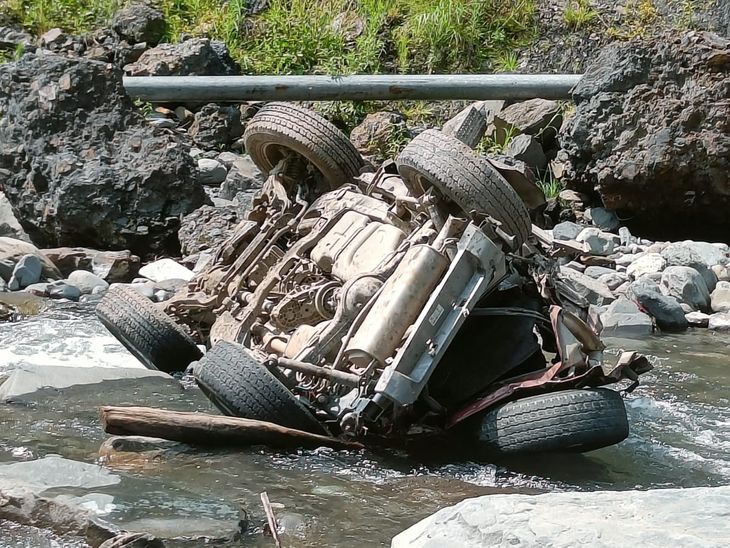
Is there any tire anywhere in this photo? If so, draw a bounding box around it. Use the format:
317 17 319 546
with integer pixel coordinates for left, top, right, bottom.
396 129 531 248
244 102 364 189
96 285 202 373
468 389 629 455
194 341 325 434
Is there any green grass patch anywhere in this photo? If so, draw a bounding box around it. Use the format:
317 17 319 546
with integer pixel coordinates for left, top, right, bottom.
563 0 598 30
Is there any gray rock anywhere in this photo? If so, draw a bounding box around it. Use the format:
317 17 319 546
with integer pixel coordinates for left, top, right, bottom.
197 158 228 186
42 247 140 283
710 281 730 313
559 266 615 306
47 280 81 301
628 278 688 332
112 2 166 45
219 155 264 201
129 282 156 299
392 486 730 548
585 207 620 232
67 270 109 295
24 282 49 297
0 54 205 258
627 253 666 279
487 156 546 211
712 264 730 282
154 289 174 302
661 242 717 291
685 311 711 327
618 226 635 246
679 241 728 267
660 266 710 312
503 134 547 172
493 98 562 147
0 191 30 242
350 111 410 158
188 103 244 150
598 272 627 291
139 258 194 283
600 297 653 336
563 261 585 272
124 38 239 76
576 227 615 256
178 205 240 256
552 221 583 241
583 266 616 279
615 253 641 267
8 254 42 290
708 312 730 330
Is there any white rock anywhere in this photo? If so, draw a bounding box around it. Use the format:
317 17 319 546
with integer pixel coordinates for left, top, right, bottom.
710 281 730 313
680 241 727 267
139 259 194 283
712 264 730 282
708 312 730 331
600 297 653 336
685 311 710 327
615 253 641 267
598 271 627 291
627 253 666 279
576 227 615 256
197 158 228 186
67 270 109 295
392 486 730 548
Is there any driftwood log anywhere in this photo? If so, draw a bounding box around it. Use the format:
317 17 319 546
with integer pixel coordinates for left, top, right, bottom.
100 406 362 450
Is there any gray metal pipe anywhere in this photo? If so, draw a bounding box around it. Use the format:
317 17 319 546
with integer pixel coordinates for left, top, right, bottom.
123 74 582 103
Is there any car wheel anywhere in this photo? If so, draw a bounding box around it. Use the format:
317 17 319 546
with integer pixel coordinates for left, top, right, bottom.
466 388 629 455
396 129 531 248
194 341 325 434
244 102 364 190
96 285 202 374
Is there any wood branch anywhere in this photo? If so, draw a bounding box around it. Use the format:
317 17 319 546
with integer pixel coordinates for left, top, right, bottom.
100 406 362 451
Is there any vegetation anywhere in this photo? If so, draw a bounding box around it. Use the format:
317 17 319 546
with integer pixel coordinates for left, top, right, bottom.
537 169 563 200
562 0 598 30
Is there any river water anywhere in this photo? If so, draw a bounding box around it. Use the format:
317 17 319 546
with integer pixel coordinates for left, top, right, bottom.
1 301 728 546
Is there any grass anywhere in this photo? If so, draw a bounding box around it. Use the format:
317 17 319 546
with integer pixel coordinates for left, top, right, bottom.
1 0 537 75
537 169 563 200
563 0 598 30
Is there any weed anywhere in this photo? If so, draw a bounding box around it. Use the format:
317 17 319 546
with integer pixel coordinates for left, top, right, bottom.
563 0 598 30
477 125 518 155
537 169 563 199
494 50 519 72
608 0 659 39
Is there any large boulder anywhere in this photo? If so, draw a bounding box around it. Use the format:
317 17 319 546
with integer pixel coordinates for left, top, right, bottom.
111 3 166 45
0 237 61 282
178 205 240 256
559 32 730 241
188 103 245 150
0 54 205 257
124 38 239 76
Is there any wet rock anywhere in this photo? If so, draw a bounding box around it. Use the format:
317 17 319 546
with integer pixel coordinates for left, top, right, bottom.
188 103 244 150
42 247 140 283
0 455 120 492
112 3 166 46
47 280 81 301
24 282 49 297
124 38 239 76
600 297 653 336
392 486 730 548
493 99 562 146
197 158 228 186
710 281 730 313
708 312 730 330
67 270 109 295
0 238 61 283
139 259 194 283
560 33 730 241
552 221 583 241
628 278 688 332
178 205 240 256
585 207 620 232
576 227 615 255
660 266 710 312
8 254 41 290
0 54 205 257
350 111 409 157
685 311 711 327
503 134 547 172
627 253 666 279
559 266 615 306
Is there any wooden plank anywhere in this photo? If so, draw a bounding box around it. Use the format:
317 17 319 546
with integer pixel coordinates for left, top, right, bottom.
100 406 362 451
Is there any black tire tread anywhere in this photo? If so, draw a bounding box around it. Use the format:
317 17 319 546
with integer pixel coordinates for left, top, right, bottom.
96 285 202 373
396 129 531 247
475 389 628 454
244 102 364 188
195 341 324 434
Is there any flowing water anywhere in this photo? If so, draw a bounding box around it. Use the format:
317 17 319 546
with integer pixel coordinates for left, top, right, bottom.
0 301 728 546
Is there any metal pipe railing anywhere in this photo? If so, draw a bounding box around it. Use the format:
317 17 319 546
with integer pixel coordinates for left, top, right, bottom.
123 74 582 103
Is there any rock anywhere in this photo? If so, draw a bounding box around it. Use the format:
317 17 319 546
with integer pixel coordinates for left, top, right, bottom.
559 266 615 306
598 272 627 291
552 221 583 241
0 54 205 257
576 227 615 255
139 259 194 283
0 191 29 241
178 205 240 256
392 486 730 548
560 33 730 241
219 154 264 202
0 238 62 283
0 455 120 491
128 282 156 299
708 312 730 330
583 266 616 279
712 264 730 282
627 278 687 332
503 134 547 172
40 28 64 46
618 226 635 246
67 270 109 295
124 38 239 76
100 533 165 548
493 99 562 146
8 254 42 290
710 281 730 313
660 266 710 312
188 103 244 150
600 297 653 336
585 207 620 232
563 261 585 272
42 247 140 283
486 156 546 211
111 3 166 45
661 242 718 291
679 241 728 267
197 158 228 186
685 311 711 327
627 253 666 279
24 282 49 297
350 111 409 158
47 280 81 301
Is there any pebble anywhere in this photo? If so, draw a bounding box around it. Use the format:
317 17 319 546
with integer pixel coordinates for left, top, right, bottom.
197 158 228 186
685 311 710 328
576 227 615 256
708 312 730 331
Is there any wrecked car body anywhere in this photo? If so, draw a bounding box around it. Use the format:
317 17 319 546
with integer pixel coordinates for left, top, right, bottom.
98 103 651 454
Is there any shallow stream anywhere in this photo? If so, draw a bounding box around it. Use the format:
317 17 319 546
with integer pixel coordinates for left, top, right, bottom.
1 302 728 546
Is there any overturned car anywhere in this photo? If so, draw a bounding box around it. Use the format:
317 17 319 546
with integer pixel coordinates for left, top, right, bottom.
97 103 651 454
